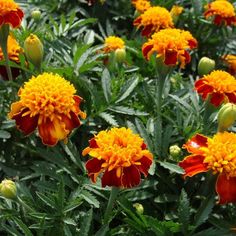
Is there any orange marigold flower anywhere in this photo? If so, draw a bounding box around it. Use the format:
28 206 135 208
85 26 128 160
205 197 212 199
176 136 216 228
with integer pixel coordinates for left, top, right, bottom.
222 54 236 76
170 5 184 17
179 132 236 204
204 0 236 26
133 6 174 37
195 70 236 106
0 0 24 28
142 28 197 68
82 127 153 188
132 0 151 13
103 36 125 53
8 73 86 146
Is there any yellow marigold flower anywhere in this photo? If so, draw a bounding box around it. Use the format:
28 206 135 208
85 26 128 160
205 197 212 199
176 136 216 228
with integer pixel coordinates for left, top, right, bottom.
0 0 24 28
142 28 197 68
222 54 236 76
133 6 174 37
170 5 183 17
9 73 86 146
132 0 151 13
204 0 236 26
179 132 236 204
82 127 153 188
103 36 125 53
195 70 236 106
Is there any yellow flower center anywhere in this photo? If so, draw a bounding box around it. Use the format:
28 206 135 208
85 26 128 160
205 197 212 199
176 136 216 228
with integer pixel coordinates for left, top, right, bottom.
18 73 77 121
202 132 236 178
104 36 125 53
0 0 19 14
202 70 236 93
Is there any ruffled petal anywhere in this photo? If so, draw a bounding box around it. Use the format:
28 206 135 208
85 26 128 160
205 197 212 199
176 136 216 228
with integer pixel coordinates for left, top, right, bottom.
137 156 153 176
216 174 236 204
142 44 153 60
141 24 153 37
102 169 122 187
121 165 141 188
89 138 99 148
86 158 104 183
210 92 225 106
61 111 80 132
226 92 236 103
8 101 24 118
164 50 178 66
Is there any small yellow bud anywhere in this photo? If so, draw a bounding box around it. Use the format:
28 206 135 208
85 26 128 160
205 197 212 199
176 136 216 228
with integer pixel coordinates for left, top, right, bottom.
114 48 126 63
0 179 17 199
31 10 41 21
169 145 182 159
198 57 215 76
133 203 144 214
24 34 44 69
218 103 236 132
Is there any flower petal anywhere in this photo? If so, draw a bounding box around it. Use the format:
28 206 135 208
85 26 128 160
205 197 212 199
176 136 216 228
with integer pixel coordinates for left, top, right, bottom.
102 169 122 187
86 158 104 183
141 24 153 37
121 165 141 188
137 156 152 176
183 134 208 154
142 44 153 60
164 50 178 66
61 111 80 132
210 92 225 106
216 174 236 204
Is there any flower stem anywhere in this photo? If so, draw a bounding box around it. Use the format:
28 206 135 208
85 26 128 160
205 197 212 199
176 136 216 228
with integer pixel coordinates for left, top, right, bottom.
104 187 119 224
0 25 13 81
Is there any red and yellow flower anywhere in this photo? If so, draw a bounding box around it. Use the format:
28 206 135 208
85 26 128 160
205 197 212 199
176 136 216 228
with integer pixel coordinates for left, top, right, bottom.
0 0 24 28
204 0 236 26
82 127 153 188
142 28 197 68
8 72 86 146
133 6 174 37
179 132 236 204
222 54 236 76
132 0 151 13
195 70 236 106
103 36 125 53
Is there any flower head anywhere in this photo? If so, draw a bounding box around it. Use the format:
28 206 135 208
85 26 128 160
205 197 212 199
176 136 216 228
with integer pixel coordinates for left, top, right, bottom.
142 28 197 68
0 0 24 28
170 5 184 17
204 0 236 26
132 0 151 13
9 72 86 146
82 127 153 188
179 132 236 204
103 36 125 53
195 70 236 106
133 6 174 37
222 54 236 76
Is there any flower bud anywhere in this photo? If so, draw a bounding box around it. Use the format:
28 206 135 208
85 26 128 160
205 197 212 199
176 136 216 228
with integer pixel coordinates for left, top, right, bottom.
133 203 144 214
169 145 182 159
24 34 44 69
218 103 236 132
31 10 41 21
114 48 126 63
0 179 17 199
170 5 183 24
198 57 215 76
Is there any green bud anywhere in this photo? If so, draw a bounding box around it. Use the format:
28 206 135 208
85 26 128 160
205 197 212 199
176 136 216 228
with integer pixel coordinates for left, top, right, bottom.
0 179 17 199
31 10 41 21
198 57 215 76
24 34 44 69
114 48 126 63
169 145 182 159
218 103 236 132
133 203 144 214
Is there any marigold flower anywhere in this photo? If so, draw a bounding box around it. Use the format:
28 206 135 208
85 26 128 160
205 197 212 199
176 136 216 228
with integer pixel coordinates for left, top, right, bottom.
142 28 197 68
222 54 236 76
133 6 174 37
179 132 236 204
204 0 236 26
170 5 184 17
8 73 86 146
195 70 236 106
82 127 153 188
103 36 125 53
0 0 24 28
132 0 151 13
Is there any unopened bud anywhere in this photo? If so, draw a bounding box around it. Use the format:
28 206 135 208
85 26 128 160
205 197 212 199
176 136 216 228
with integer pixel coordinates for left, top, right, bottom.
0 179 17 199
114 48 126 63
24 34 44 69
169 145 182 159
218 103 236 132
133 203 144 214
198 57 215 76
31 10 41 21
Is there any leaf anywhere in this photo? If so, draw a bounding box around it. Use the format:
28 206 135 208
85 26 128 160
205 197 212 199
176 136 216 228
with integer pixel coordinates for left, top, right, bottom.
95 225 109 236
109 106 148 116
192 228 232 236
115 76 139 103
12 217 34 236
101 68 111 103
159 161 184 174
80 209 93 236
80 190 100 208
0 130 11 139
99 112 119 127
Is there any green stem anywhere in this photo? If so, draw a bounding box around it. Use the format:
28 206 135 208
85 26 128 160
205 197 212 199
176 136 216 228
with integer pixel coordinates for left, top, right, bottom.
104 187 119 224
0 25 13 81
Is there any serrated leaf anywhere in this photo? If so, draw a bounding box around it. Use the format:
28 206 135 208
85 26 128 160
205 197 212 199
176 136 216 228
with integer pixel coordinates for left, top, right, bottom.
99 112 119 127
159 161 184 174
80 209 93 236
12 217 34 236
80 190 100 208
0 130 11 139
109 106 148 116
101 68 111 103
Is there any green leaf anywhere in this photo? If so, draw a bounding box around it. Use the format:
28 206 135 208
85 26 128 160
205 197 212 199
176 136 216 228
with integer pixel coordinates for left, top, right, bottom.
109 106 148 116
101 68 111 103
159 161 184 174
12 217 34 236
95 225 109 236
80 208 93 236
80 190 100 208
192 228 232 236
0 130 11 139
99 112 119 127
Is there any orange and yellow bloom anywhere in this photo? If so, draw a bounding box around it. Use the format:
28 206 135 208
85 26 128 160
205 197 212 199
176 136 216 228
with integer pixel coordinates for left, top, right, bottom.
195 70 236 106
103 36 125 53
8 72 86 146
222 54 236 76
82 127 153 188
133 6 174 37
0 0 24 28
179 132 236 204
142 28 197 68
204 0 236 26
132 0 151 13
